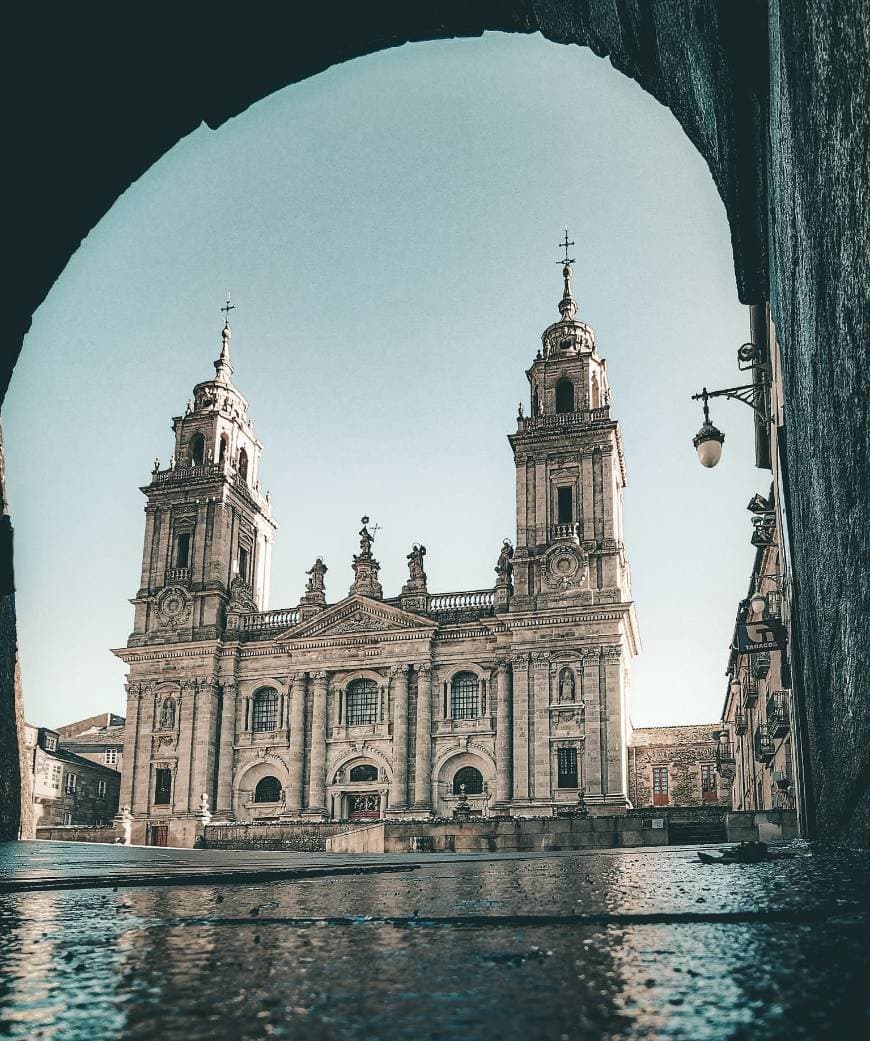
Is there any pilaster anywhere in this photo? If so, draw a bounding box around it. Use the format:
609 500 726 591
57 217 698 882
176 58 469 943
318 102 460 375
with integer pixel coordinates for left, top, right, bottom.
306 671 328 815
511 653 530 800
495 660 513 805
532 654 551 799
413 663 432 811
215 682 237 815
286 672 307 813
389 665 410 810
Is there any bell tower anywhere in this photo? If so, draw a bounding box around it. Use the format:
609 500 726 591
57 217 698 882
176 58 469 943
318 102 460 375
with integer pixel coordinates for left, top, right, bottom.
508 235 631 610
128 300 276 645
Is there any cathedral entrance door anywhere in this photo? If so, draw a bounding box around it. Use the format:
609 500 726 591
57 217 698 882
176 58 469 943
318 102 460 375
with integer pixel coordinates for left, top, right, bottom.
149 824 168 847
347 793 380 820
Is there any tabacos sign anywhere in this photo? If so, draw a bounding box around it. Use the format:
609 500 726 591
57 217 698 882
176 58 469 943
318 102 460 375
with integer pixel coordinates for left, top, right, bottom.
735 619 787 653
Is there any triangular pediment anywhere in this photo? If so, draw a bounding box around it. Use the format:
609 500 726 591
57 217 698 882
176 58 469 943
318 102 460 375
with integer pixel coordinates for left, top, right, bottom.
278 595 436 641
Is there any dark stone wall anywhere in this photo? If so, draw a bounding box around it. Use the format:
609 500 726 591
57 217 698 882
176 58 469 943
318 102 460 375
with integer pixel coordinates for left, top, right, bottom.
2 2 868 842
767 2 870 844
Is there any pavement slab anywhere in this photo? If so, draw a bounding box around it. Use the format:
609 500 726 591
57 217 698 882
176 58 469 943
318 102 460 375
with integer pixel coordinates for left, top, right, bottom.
0 840 867 1040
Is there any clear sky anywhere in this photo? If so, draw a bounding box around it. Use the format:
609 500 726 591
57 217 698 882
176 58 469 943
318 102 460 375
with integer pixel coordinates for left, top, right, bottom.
4 32 762 731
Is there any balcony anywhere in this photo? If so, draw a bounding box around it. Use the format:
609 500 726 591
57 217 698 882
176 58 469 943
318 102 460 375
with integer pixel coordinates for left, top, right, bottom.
164 567 190 585
515 406 611 435
734 710 748 735
550 523 581 542
750 652 771 679
715 741 735 771
743 676 760 707
766 691 790 737
241 608 300 634
754 724 775 762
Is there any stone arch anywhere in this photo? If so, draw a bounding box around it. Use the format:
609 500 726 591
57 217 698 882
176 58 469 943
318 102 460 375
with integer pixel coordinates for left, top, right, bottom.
336 668 386 688
434 747 496 816
233 754 291 817
442 662 489 686
328 747 393 786
2 7 865 848
433 745 496 785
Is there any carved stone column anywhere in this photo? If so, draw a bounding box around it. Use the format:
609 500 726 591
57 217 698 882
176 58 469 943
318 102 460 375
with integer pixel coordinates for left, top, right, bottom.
531 655 551 800
173 680 196 813
286 672 307 814
120 683 141 810
582 650 602 798
215 682 237 816
511 654 530 801
413 663 432 810
495 660 513 805
307 671 328 814
389 664 409 809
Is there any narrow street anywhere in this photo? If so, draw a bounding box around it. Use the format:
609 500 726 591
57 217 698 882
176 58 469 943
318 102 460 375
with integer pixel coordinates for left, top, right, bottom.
1 841 867 1040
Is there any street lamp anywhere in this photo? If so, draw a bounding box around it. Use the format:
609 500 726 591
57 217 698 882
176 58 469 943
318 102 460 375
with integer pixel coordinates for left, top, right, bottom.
692 388 725 467
690 352 769 468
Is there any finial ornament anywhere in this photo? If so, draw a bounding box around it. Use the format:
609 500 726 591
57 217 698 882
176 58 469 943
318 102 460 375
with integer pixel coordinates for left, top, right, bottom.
558 228 575 267
556 228 578 322
221 293 235 328
214 293 235 382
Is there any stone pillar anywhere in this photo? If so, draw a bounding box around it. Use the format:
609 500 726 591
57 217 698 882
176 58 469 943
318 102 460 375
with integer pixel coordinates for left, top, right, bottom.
512 653 530 801
602 646 626 801
531 655 551 800
307 671 328 815
413 663 432 810
582 650 603 798
581 450 595 543
136 686 159 815
495 660 513 805
120 683 141 810
215 682 237 816
286 672 307 814
173 681 195 812
389 665 409 809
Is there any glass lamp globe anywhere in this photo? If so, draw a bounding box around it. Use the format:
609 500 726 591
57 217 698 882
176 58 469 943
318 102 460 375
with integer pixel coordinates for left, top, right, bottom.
749 592 768 615
729 680 742 698
693 421 725 467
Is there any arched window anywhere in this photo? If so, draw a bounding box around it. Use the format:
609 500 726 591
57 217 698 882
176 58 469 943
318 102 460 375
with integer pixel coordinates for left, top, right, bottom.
254 776 282 803
345 679 379 726
349 764 379 782
251 688 279 732
189 432 205 466
238 448 249 481
450 672 479 720
453 766 484 795
555 378 575 414
218 433 228 467
590 374 601 409
159 698 176 730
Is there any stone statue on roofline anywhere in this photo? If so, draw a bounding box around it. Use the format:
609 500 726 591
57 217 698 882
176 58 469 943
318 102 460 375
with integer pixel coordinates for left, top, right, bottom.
495 539 514 586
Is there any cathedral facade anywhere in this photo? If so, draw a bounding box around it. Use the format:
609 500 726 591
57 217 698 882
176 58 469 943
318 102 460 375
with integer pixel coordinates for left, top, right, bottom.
115 260 640 847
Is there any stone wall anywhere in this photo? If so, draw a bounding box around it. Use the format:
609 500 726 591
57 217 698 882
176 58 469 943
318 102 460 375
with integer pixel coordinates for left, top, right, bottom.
204 821 348 852
629 725 729 808
35 825 119 844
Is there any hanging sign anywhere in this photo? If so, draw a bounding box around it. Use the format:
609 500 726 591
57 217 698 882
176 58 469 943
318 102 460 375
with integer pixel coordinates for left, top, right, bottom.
736 619 787 653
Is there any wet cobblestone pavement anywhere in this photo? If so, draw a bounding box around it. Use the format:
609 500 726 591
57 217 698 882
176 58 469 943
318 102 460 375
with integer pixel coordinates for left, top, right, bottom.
0 841 868 1040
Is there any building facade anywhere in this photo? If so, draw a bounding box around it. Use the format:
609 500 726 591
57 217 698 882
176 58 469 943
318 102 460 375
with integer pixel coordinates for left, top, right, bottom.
23 723 121 827
719 490 797 812
628 725 730 808
55 712 126 773
115 262 640 847
715 312 801 817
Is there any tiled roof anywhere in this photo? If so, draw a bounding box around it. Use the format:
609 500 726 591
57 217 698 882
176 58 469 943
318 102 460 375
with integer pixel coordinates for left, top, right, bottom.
45 746 122 776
